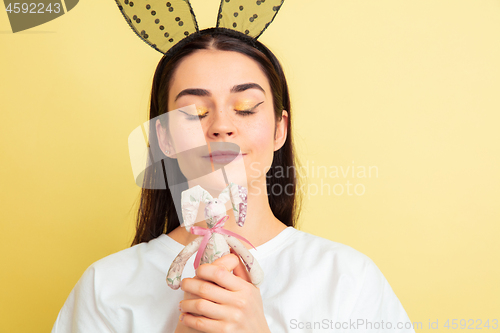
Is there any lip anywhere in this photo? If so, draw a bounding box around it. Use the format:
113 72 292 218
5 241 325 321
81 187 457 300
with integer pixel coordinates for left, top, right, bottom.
202 150 245 164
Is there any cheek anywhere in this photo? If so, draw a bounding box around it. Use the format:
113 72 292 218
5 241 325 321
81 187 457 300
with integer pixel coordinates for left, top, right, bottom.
169 124 205 152
241 114 276 179
246 114 276 152
250 127 274 151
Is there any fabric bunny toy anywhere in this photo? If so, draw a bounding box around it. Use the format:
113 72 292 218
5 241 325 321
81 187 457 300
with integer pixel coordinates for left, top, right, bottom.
166 182 264 290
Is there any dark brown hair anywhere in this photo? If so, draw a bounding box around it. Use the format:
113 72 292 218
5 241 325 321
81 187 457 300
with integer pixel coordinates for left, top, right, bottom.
131 28 301 246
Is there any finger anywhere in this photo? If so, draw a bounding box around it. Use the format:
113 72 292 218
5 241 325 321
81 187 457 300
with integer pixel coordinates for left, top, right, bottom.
182 289 197 301
179 298 226 320
180 312 232 333
181 277 233 304
180 290 204 321
177 313 205 333
212 251 253 286
229 248 252 284
208 252 241 272
195 259 246 292
202 252 250 283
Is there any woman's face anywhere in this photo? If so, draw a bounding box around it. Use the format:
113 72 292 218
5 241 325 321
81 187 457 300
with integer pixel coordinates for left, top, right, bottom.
157 48 288 192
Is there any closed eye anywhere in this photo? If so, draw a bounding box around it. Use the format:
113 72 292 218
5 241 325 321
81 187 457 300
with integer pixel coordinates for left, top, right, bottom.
235 110 255 116
179 109 208 121
179 101 263 120
236 101 264 116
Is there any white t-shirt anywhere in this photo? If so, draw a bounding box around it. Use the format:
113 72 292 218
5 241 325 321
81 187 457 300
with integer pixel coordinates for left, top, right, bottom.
52 227 415 332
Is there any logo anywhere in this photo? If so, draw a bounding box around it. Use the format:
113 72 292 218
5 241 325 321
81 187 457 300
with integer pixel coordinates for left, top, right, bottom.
4 0 79 33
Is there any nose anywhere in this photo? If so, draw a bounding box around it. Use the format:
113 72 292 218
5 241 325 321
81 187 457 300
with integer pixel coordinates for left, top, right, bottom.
207 108 236 139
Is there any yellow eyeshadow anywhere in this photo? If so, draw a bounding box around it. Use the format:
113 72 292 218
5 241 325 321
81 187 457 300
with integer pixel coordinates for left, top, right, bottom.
234 101 255 110
192 101 256 115
195 106 209 116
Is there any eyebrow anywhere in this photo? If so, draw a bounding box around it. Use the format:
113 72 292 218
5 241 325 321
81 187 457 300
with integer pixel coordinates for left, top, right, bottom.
174 83 265 101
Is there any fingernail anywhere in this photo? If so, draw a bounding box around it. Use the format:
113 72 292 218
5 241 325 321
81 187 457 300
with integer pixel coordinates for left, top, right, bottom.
179 313 185 322
178 301 182 312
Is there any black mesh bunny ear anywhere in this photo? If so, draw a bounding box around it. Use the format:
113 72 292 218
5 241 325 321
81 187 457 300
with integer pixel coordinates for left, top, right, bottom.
115 0 199 54
216 0 285 39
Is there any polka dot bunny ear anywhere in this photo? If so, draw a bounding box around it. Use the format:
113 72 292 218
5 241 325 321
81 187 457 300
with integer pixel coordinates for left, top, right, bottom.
115 0 199 53
115 0 285 54
216 0 284 39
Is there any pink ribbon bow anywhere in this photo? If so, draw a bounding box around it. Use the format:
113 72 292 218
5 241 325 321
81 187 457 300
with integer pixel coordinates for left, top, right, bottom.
189 215 256 269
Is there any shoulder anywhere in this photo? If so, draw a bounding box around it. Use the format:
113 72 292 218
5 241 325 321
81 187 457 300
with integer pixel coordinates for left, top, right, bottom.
52 235 182 332
67 234 180 309
283 228 375 275
86 235 176 284
263 228 382 296
91 242 146 273
305 232 414 324
280 229 414 329
280 229 395 304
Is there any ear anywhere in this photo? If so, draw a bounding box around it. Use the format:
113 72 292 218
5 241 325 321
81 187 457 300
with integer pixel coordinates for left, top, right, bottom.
181 185 213 231
274 110 288 152
227 182 248 227
156 119 176 159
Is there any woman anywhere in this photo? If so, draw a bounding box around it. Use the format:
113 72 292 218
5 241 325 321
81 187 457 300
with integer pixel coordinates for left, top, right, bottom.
52 29 414 333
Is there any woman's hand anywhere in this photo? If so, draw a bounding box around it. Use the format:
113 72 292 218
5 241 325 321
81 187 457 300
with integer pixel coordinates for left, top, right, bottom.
176 252 271 333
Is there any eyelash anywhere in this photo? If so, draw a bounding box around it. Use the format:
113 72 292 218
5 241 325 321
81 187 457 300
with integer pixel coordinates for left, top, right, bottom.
184 109 256 120
235 110 255 117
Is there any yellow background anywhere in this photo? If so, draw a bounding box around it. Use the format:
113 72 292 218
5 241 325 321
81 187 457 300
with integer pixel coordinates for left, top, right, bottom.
1 0 499 331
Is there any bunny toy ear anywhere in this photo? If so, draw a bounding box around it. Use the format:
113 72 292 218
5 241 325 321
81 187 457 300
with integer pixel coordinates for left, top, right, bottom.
115 0 199 54
219 182 248 227
181 185 213 231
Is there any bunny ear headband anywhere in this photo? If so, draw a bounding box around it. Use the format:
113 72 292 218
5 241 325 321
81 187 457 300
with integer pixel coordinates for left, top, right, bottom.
114 0 285 55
